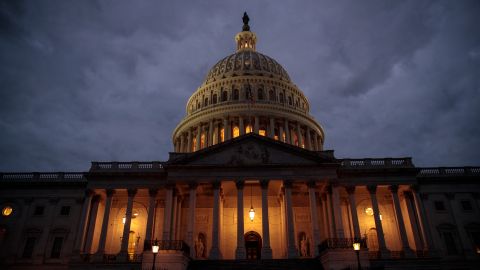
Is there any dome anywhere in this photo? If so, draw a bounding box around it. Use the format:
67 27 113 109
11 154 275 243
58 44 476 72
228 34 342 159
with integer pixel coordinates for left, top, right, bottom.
172 13 325 153
203 51 291 85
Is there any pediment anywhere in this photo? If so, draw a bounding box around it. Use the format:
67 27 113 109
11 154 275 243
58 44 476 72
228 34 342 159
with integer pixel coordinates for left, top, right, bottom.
167 133 336 167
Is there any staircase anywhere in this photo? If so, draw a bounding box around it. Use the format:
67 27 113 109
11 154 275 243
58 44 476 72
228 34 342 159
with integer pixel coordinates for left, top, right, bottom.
188 259 324 270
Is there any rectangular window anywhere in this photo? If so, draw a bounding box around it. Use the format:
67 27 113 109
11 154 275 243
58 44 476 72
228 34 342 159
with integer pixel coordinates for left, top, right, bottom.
34 206 44 216
60 206 70 216
22 237 36 258
434 201 445 211
50 237 63 258
460 200 473 211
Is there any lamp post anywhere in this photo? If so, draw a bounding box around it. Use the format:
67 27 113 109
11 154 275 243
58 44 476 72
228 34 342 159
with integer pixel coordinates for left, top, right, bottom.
151 239 159 270
353 241 361 270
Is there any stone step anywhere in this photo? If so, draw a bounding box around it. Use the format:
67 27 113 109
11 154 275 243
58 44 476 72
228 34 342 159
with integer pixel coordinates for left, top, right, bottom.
188 259 324 270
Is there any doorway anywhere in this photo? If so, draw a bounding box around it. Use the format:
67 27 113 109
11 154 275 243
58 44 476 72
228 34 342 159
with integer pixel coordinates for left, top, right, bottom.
244 231 262 260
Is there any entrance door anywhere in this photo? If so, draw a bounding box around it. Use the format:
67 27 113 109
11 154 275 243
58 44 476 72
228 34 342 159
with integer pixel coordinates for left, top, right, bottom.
245 231 262 260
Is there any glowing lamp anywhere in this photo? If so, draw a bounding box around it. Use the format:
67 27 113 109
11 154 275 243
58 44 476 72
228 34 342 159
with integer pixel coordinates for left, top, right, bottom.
249 206 255 221
152 239 159 254
353 242 361 251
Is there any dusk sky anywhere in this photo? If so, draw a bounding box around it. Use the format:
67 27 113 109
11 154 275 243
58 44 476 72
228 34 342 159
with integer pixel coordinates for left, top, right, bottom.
1 0 479 172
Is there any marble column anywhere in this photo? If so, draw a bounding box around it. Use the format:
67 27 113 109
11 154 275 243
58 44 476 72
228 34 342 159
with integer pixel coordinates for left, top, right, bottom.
254 116 260 134
235 180 246 259
284 119 291 144
261 180 273 258
332 184 345 238
163 186 174 241
73 189 93 255
325 186 336 238
119 189 137 261
144 188 158 250
209 181 222 259
321 194 331 239
313 134 319 151
367 185 389 258
225 117 232 140
269 117 275 138
187 129 192 152
346 186 361 239
307 181 320 256
84 194 101 254
208 120 214 146
306 127 312 150
239 116 245 135
389 185 414 257
195 124 201 150
403 191 424 252
284 180 298 258
296 122 303 147
95 189 115 259
187 183 197 257
180 134 185 153
410 186 436 254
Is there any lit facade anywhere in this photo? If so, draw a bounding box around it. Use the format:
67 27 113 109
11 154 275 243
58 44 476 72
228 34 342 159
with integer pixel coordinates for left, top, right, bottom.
1 14 480 270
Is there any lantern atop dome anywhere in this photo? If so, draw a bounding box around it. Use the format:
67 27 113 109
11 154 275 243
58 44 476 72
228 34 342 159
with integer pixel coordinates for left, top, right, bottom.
236 12 257 52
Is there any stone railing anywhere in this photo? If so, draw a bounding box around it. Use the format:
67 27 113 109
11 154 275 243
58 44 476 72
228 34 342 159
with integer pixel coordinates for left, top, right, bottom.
418 167 480 177
341 158 414 169
90 162 165 172
318 238 367 253
0 172 86 182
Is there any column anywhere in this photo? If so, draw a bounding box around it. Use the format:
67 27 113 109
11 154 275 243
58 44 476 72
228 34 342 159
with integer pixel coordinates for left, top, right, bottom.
307 181 320 256
269 117 275 138
95 189 115 259
187 183 197 257
296 122 303 147
226 117 232 140
279 125 285 142
403 191 424 252
73 189 93 255
325 186 336 238
306 127 312 150
213 122 219 144
313 134 319 151
163 186 174 241
239 116 245 135
367 185 389 258
119 188 137 260
195 124 201 150
84 194 101 253
208 120 214 147
209 181 222 259
223 118 228 141
180 134 185 152
261 180 273 258
284 180 298 258
331 184 345 238
284 119 291 144
187 129 192 152
321 194 331 239
235 180 246 259
346 186 361 239
389 185 414 257
171 192 179 239
410 186 436 254
253 116 259 134
144 188 158 251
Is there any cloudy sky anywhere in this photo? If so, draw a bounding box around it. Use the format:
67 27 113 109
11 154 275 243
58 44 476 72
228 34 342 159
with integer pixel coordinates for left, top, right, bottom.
1 0 479 172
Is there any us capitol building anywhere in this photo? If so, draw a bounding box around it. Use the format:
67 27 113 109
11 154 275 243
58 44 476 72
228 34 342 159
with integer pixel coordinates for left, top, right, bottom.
1 14 479 270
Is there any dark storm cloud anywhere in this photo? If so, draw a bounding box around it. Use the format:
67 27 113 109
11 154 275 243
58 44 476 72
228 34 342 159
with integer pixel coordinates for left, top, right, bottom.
0 0 479 171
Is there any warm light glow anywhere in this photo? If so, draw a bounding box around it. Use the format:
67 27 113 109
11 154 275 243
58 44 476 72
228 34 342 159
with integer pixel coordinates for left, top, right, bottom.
220 128 225 142
379 214 383 221
122 216 126 224
246 125 252 133
133 212 139 217
365 207 374 216
192 137 197 151
200 133 206 148
353 242 361 251
152 239 160 254
249 206 255 221
2 206 13 216
233 126 240 138
274 135 279 140
259 129 266 136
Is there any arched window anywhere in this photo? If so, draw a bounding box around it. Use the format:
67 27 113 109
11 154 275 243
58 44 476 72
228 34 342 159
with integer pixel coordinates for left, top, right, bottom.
233 89 239 100
233 126 240 138
279 93 284 103
288 96 293 105
204 98 208 106
197 101 201 109
200 132 206 149
245 124 253 133
268 89 275 101
222 91 228 102
258 88 264 100
220 128 225 142
212 94 217 104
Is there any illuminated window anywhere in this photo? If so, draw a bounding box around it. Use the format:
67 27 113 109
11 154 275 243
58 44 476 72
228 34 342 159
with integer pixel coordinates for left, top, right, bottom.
192 137 197 151
233 126 240 138
245 125 252 133
200 133 206 148
220 128 225 142
293 133 298 146
2 206 13 216
281 131 286 142
259 129 266 136
274 135 279 140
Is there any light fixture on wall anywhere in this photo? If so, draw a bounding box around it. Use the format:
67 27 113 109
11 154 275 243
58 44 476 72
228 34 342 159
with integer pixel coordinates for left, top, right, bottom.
249 184 255 222
122 216 126 224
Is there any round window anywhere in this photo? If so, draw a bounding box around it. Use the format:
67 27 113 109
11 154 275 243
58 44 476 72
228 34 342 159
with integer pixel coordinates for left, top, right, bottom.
2 206 13 216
